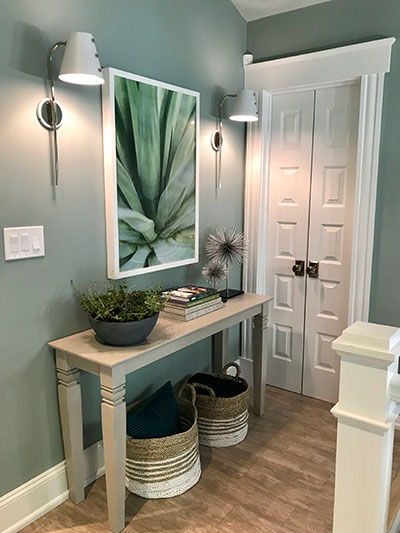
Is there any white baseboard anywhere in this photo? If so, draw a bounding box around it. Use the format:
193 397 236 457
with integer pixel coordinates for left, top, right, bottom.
237 356 253 384
0 440 104 533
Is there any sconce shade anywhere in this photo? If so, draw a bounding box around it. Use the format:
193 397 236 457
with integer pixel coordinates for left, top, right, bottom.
59 32 104 85
229 90 258 122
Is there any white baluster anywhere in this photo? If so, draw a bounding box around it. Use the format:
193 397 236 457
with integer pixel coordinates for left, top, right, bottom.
331 321 400 533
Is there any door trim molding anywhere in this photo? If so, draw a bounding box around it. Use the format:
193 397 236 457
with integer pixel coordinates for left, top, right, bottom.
242 38 395 360
348 73 385 323
245 38 395 92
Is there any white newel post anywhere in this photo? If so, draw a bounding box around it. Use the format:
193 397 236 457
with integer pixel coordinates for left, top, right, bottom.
331 321 400 533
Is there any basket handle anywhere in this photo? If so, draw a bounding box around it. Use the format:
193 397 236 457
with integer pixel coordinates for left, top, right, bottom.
178 383 197 406
220 362 241 379
191 382 216 398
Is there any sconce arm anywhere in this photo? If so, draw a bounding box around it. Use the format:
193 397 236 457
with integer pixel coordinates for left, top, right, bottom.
211 93 237 190
218 94 236 132
48 42 66 101
46 41 66 186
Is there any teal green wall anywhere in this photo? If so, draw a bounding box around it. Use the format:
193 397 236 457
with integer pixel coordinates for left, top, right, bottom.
247 0 400 327
0 0 246 496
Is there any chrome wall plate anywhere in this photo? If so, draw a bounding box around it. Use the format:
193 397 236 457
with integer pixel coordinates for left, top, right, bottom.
211 129 223 152
36 98 63 130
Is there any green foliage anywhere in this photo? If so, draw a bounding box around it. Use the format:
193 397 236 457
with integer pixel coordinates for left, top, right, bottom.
76 282 167 323
114 76 197 271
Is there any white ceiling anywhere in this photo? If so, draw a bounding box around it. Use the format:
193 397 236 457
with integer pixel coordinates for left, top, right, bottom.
231 0 331 21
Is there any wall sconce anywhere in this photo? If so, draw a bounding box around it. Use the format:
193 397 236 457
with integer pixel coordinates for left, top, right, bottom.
36 32 104 186
211 90 258 189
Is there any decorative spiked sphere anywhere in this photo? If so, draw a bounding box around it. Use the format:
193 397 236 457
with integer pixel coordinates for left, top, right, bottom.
202 260 228 287
205 227 248 266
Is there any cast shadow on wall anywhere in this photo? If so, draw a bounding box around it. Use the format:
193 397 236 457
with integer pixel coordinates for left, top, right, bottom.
9 22 52 79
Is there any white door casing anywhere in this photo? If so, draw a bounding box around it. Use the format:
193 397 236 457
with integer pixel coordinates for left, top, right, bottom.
302 84 360 402
241 38 395 392
266 91 314 393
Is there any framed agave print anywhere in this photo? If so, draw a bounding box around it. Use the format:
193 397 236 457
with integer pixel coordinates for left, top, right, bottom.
102 68 200 278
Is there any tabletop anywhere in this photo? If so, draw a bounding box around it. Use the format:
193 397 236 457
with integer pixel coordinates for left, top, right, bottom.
49 293 271 372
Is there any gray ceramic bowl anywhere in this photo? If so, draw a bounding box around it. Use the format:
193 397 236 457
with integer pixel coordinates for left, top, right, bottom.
88 313 159 346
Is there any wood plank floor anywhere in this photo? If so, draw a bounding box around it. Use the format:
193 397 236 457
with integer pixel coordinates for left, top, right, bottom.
21 386 400 533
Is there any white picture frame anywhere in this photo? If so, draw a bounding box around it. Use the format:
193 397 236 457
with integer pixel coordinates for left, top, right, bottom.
102 67 200 279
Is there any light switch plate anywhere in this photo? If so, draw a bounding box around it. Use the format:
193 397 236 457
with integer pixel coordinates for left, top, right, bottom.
3 226 45 261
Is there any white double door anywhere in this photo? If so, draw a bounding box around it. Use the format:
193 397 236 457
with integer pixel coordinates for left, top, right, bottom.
266 84 360 403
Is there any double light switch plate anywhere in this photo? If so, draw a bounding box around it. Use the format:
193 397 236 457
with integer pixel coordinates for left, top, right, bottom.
3 226 45 261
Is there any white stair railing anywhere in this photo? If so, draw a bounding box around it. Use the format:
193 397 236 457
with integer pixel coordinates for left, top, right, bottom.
331 321 400 533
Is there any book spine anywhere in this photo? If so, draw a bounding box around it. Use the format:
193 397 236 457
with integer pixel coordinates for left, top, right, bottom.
186 293 220 308
165 293 219 307
163 289 217 304
163 301 224 321
164 298 222 316
185 302 224 320
165 296 191 303
189 290 218 302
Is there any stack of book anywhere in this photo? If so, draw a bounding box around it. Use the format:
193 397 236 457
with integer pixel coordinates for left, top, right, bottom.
161 286 224 321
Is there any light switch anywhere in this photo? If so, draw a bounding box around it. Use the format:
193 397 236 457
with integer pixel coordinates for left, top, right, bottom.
21 233 30 251
10 235 19 253
32 234 41 250
3 226 45 261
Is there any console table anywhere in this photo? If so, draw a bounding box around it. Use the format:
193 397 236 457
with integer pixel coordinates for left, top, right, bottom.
49 292 271 532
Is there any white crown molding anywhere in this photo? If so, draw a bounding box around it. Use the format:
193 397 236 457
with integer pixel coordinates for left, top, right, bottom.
245 38 396 92
0 440 104 533
231 0 331 21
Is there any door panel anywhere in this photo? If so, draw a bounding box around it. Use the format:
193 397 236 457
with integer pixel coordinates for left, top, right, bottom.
266 91 314 393
302 84 360 402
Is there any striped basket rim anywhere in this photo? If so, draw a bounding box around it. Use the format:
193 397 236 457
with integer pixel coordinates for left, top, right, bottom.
126 442 198 469
126 452 199 483
198 422 248 434
198 420 248 436
197 411 249 426
200 425 248 439
126 451 198 479
199 426 248 443
126 457 201 499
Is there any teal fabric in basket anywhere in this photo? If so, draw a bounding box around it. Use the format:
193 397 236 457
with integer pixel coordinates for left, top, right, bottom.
126 381 182 439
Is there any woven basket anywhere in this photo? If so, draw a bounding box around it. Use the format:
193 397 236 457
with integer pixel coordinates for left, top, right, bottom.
188 362 249 448
125 384 201 499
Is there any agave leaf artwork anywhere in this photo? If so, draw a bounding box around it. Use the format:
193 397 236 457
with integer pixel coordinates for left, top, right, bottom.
103 68 199 278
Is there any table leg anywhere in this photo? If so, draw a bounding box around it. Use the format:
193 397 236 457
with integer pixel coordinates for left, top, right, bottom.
56 350 85 504
100 369 126 533
212 329 229 373
253 303 269 416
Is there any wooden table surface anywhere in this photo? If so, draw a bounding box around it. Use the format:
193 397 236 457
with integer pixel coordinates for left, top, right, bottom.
49 292 272 373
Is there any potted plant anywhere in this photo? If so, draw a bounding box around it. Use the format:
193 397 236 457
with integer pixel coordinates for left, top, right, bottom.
76 282 167 346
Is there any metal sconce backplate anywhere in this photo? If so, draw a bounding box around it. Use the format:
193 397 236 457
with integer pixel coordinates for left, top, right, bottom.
36 98 63 130
211 130 223 152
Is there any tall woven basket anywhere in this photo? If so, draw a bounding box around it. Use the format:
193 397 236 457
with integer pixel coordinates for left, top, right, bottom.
125 384 201 499
188 362 249 448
